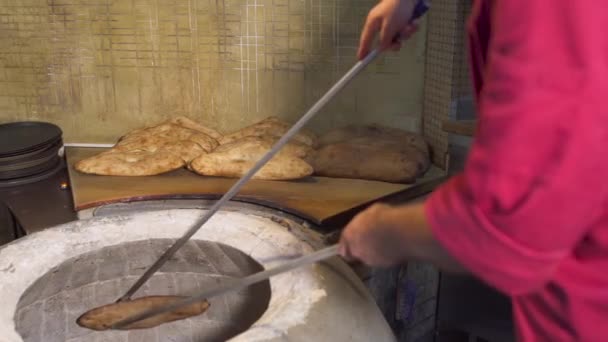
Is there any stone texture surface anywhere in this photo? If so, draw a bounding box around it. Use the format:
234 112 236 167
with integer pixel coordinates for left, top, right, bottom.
14 239 270 342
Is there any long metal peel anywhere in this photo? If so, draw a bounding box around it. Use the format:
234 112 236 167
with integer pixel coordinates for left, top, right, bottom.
110 245 340 330
116 49 381 303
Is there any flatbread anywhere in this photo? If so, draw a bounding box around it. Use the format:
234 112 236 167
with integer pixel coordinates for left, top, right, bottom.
310 125 430 183
115 137 207 163
219 117 317 147
168 116 223 140
311 142 428 183
190 154 313 180
158 141 207 163
190 138 313 180
317 124 429 155
77 295 210 331
118 123 218 153
74 150 185 176
215 136 314 159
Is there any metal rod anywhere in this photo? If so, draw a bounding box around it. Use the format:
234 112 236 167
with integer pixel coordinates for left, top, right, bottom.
117 49 380 302
112 245 340 329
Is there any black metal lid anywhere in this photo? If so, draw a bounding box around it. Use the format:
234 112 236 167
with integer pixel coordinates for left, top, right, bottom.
0 121 63 157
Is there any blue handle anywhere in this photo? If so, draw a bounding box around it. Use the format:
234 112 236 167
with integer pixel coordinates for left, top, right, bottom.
412 0 430 21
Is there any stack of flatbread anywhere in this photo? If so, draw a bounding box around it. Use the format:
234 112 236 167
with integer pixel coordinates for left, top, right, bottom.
189 117 316 180
74 116 221 176
75 116 429 183
75 116 317 180
309 124 430 183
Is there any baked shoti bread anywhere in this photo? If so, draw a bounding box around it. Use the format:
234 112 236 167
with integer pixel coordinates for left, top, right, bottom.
310 125 431 183
75 116 222 176
190 137 313 180
167 115 223 141
74 150 185 176
118 123 218 153
219 117 317 148
215 136 314 159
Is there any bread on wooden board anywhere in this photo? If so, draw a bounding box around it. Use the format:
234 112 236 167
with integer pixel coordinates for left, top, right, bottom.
317 124 429 156
75 116 222 176
115 133 209 163
190 137 313 180
215 136 314 159
74 150 185 176
219 117 317 147
115 139 206 163
167 115 223 140
119 123 218 153
311 142 428 183
311 124 431 183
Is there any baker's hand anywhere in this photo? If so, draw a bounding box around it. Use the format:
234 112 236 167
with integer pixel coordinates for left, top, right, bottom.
338 203 406 267
358 0 420 60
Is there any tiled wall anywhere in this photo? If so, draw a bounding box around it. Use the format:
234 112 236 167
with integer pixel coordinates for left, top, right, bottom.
0 0 427 143
422 0 472 168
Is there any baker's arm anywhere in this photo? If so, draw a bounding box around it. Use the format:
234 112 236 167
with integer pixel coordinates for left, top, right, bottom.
424 0 607 296
341 0 607 296
339 201 467 273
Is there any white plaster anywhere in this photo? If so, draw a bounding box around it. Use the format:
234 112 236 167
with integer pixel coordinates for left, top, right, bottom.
0 209 327 342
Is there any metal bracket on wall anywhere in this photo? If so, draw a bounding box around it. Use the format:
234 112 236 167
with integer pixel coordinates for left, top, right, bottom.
441 119 476 137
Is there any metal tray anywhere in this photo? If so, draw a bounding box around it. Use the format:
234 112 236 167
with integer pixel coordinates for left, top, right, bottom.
0 121 62 157
0 140 63 180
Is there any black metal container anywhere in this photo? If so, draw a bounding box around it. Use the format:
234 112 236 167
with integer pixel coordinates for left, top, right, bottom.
0 121 63 187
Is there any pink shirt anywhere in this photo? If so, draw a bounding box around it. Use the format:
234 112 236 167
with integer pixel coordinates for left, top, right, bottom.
425 1 608 341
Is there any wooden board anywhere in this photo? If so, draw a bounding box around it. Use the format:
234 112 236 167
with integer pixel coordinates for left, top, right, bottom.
442 119 476 136
66 147 446 226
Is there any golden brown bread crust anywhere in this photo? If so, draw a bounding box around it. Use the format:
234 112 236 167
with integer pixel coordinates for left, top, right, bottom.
113 139 206 163
77 295 210 331
215 136 314 159
190 154 313 180
75 116 320 179
168 115 223 140
190 137 313 180
119 123 218 152
75 116 223 176
74 150 185 176
219 117 317 147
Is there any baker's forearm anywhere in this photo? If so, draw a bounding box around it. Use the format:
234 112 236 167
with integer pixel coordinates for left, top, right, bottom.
386 202 468 273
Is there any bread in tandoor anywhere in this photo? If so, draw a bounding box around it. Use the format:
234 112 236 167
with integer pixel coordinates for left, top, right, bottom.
76 295 210 330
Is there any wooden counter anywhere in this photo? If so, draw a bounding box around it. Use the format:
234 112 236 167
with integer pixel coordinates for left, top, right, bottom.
66 147 447 227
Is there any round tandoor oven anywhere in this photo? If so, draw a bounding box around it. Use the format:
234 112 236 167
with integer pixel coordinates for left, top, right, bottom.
14 239 271 342
0 208 397 342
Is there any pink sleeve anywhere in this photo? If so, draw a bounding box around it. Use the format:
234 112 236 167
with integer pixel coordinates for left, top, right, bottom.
425 1 608 296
